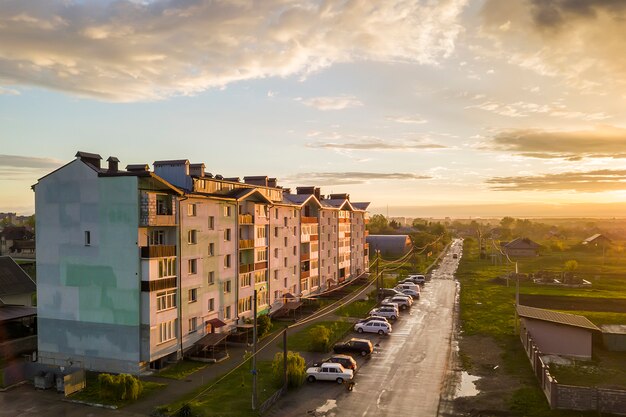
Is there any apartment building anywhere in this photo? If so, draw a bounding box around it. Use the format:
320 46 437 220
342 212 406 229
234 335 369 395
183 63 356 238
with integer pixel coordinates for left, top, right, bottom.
35 152 369 373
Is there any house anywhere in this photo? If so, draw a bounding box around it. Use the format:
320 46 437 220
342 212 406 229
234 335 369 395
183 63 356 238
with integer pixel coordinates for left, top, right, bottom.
517 305 599 359
582 234 612 248
0 227 34 257
0 256 36 306
34 151 370 373
366 235 412 257
501 237 540 257
600 325 626 352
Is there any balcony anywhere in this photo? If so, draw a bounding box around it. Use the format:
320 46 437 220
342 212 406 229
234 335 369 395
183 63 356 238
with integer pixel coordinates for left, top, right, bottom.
255 237 268 247
240 263 254 273
301 216 318 224
310 235 318 241
239 214 254 225
141 245 176 258
239 239 254 249
301 270 310 279
300 253 310 261
140 214 177 227
254 261 268 271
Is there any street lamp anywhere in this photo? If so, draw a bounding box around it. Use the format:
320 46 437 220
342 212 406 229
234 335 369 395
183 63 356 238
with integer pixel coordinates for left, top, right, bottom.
252 285 266 410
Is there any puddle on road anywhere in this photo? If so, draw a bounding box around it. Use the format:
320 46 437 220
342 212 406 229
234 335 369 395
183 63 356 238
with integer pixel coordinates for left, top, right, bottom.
455 372 480 398
315 399 337 414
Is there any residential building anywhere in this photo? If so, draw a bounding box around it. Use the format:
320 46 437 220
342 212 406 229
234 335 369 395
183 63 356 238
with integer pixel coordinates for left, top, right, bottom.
366 235 412 257
501 237 540 257
35 152 369 373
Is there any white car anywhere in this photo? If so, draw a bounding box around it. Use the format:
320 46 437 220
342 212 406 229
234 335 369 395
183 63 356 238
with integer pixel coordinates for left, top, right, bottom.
369 306 399 320
405 274 426 285
358 315 390 325
399 288 420 299
354 320 392 335
384 296 412 309
306 362 354 384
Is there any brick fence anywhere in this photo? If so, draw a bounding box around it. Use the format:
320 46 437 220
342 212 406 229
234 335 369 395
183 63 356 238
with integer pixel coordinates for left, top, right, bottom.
520 328 626 415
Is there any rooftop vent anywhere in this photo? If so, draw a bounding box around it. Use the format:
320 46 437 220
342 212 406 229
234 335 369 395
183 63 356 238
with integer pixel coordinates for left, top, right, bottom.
75 151 102 169
107 156 119 173
126 164 150 172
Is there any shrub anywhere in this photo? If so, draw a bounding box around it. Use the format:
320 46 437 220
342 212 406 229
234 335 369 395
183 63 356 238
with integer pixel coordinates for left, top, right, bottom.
271 351 306 389
257 314 272 338
97 373 143 401
308 324 331 352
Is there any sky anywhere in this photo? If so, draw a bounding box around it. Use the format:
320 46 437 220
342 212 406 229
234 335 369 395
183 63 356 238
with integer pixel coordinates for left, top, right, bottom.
2 0 626 218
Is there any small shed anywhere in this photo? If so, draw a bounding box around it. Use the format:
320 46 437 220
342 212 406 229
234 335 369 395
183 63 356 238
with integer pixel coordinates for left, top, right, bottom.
600 325 626 351
517 305 600 359
366 235 412 257
582 234 612 248
501 238 540 257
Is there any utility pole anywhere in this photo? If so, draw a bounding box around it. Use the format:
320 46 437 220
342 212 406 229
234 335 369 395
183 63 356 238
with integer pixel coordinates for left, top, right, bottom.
252 288 258 410
283 327 288 389
376 250 381 300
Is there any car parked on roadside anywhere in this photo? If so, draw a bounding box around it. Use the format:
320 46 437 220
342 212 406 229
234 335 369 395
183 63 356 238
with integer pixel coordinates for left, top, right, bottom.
369 306 399 320
379 288 406 298
380 300 401 311
401 274 426 285
398 288 420 299
384 296 412 309
306 362 354 384
333 338 374 356
358 315 390 325
354 320 392 335
312 354 358 371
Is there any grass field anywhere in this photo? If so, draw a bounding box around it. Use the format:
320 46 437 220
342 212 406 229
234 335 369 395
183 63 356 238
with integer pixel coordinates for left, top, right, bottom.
69 372 165 408
157 359 208 380
282 320 354 352
161 361 276 417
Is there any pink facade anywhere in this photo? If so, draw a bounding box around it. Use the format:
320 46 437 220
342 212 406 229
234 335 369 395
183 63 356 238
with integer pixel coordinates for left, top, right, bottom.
521 318 593 359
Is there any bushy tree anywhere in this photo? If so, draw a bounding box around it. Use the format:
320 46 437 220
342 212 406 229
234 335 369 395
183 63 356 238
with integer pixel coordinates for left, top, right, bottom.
308 324 331 352
97 373 142 401
564 260 578 272
272 351 306 388
257 314 272 338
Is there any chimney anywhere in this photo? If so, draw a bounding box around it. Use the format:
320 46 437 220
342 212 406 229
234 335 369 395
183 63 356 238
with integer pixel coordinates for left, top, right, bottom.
283 188 292 194
189 163 205 177
126 164 150 172
296 186 315 195
329 193 349 200
107 156 119 173
75 151 102 169
268 178 278 188
314 187 321 201
243 176 269 187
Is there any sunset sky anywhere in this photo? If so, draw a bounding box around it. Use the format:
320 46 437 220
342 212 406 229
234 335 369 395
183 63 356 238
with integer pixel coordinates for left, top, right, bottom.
2 0 626 217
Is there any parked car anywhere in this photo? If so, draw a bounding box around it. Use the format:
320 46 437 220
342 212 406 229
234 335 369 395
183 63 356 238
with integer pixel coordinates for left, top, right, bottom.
384 296 412 309
312 354 358 371
358 315 390 325
402 274 426 285
395 282 420 292
333 338 374 356
369 306 399 320
380 300 401 311
306 362 354 383
379 288 406 298
354 320 392 335
399 288 420 299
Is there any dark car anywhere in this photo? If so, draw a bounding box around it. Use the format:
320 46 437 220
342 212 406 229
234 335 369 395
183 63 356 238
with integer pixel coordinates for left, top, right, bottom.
313 354 358 371
378 288 405 298
333 338 374 357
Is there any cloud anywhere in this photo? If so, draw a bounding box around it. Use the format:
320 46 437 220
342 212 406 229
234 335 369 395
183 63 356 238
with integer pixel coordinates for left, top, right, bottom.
0 154 61 169
0 87 20 96
486 126 626 160
487 169 626 192
307 135 447 151
480 0 626 94
465 99 610 121
386 115 428 124
299 95 363 111
0 0 467 102
285 171 431 186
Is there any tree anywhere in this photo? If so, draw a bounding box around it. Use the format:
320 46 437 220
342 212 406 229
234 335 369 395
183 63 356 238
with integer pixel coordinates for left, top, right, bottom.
500 216 515 229
257 314 272 338
389 220 400 229
564 260 578 272
367 214 389 234
308 324 331 352
272 351 306 388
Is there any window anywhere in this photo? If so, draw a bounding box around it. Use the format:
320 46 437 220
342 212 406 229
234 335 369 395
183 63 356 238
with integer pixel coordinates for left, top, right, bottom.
188 317 198 333
240 272 251 287
84 231 91 246
225 305 231 319
156 290 176 311
293 209 297 217
188 230 197 244
256 226 266 239
301 278 308 291
149 230 164 245
159 258 176 278
293 226 296 236
224 228 231 241
188 203 197 216
189 288 198 303
208 216 215 230
224 280 232 293
283 257 287 267
293 265 297 274
284 277 287 288
292 246 296 255
208 298 215 311
188 259 197 274
274 248 278 258
284 237 287 246
224 254 231 268
274 290 280 300
274 270 278 280
208 243 215 256
275 209 279 219
256 249 267 262
274 227 279 238
284 217 288 227
238 296 252 313
158 319 176 344
208 271 215 285
223 206 232 217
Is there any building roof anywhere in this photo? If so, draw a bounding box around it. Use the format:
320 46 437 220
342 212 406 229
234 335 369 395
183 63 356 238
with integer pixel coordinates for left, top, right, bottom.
0 305 36 322
582 234 611 244
517 305 600 331
351 202 370 210
502 237 540 249
0 256 36 297
366 235 412 254
600 324 626 335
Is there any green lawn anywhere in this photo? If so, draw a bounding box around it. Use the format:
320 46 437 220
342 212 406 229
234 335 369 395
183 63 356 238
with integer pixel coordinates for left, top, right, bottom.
282 320 354 352
157 359 208 380
69 372 165 408
335 297 377 318
549 346 626 388
160 361 276 417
